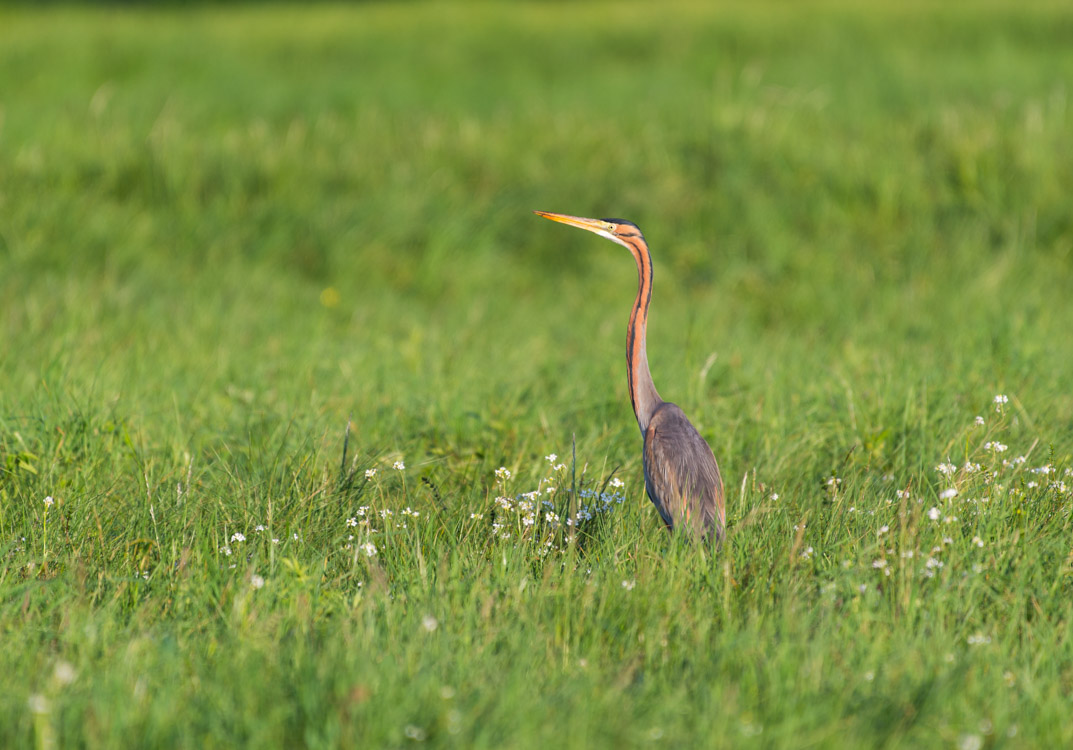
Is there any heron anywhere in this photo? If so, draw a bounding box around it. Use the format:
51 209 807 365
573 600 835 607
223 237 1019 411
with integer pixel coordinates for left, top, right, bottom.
534 211 726 544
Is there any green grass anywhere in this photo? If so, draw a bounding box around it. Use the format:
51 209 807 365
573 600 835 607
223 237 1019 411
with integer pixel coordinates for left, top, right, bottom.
3 1 1073 747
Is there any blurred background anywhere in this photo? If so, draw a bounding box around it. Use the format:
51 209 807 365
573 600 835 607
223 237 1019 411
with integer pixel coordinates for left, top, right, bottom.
2 0 1072 486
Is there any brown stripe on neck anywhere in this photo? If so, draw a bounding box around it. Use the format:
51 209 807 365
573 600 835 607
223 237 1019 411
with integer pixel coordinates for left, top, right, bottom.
623 235 652 421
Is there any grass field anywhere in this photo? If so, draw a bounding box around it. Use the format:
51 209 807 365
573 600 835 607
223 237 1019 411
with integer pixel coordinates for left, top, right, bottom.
3 1 1073 747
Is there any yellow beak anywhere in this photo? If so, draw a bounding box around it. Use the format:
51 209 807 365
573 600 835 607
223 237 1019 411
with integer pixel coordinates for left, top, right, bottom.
533 211 615 236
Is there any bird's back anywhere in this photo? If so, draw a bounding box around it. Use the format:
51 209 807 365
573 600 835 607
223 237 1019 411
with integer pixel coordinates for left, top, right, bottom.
642 402 725 543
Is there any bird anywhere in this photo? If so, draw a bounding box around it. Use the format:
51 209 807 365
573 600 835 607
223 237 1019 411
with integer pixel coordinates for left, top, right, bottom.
534 211 725 544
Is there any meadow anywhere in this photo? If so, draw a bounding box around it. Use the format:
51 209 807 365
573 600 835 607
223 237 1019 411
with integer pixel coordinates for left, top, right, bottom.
2 1 1073 747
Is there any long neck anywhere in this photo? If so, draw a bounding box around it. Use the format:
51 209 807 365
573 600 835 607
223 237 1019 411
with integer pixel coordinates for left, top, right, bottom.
622 234 663 433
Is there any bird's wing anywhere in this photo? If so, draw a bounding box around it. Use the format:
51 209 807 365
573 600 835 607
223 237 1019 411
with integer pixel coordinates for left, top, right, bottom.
643 402 725 541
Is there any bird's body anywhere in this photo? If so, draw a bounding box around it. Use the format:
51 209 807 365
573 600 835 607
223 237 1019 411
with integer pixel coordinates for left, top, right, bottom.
534 211 725 543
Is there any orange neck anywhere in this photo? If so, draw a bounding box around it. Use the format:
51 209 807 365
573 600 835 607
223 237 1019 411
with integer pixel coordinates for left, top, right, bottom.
622 233 663 432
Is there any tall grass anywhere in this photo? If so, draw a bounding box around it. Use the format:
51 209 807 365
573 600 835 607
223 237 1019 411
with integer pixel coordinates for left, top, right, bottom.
2 2 1072 747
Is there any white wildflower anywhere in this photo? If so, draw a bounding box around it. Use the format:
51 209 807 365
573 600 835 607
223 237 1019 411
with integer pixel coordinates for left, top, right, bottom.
230 532 246 543
928 507 941 520
43 496 54 508
53 661 77 686
250 574 265 589
365 468 377 479
621 580 636 591
360 542 377 557
940 488 958 500
392 461 405 471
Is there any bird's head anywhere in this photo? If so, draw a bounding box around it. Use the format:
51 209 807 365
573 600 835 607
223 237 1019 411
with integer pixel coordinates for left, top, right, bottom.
533 211 644 250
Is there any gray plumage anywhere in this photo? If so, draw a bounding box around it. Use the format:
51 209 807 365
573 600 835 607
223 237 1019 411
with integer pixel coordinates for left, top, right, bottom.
535 210 727 544
643 402 725 543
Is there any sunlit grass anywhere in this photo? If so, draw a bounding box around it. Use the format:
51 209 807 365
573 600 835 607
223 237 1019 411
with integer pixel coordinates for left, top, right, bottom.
2 1 1073 748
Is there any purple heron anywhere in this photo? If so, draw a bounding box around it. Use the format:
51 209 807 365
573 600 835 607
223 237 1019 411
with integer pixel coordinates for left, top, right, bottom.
534 211 725 544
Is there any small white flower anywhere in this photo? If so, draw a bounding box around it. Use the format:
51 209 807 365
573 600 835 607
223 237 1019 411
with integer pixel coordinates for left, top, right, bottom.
801 546 814 560
984 442 1007 452
553 463 567 472
972 536 984 548
974 416 985 426
993 394 1008 405
935 463 957 475
230 532 246 543
393 461 405 471
43 496 54 508
53 660 77 686
966 632 991 646
422 615 439 632
872 559 887 569
609 477 624 489
469 512 483 519
770 492 779 500
360 542 377 557
622 580 636 591
495 467 511 481
346 517 358 527
220 546 232 556
271 538 280 544
365 468 377 479
928 507 941 521
940 488 958 500
877 525 889 536
250 574 265 589
545 453 558 463
255 524 266 532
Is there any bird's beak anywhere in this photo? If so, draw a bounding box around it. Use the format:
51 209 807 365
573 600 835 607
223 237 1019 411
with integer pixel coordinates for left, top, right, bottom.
533 211 615 238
